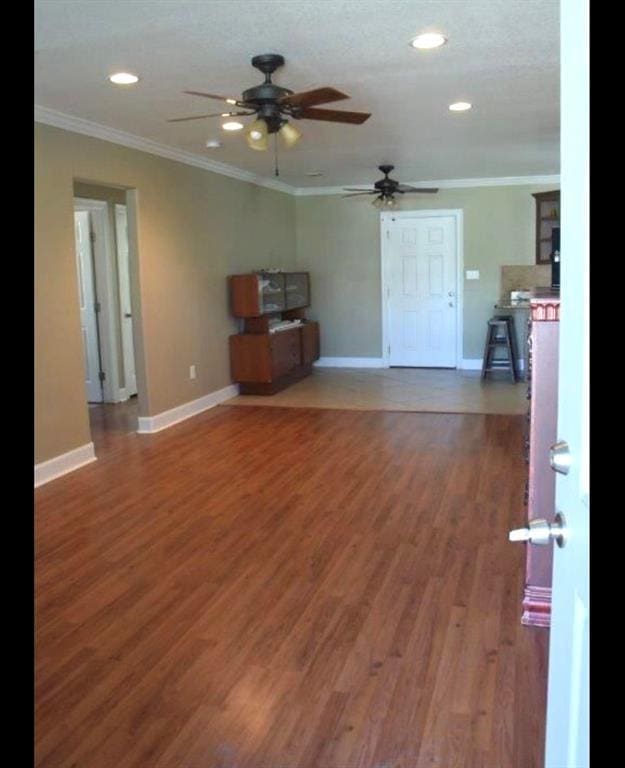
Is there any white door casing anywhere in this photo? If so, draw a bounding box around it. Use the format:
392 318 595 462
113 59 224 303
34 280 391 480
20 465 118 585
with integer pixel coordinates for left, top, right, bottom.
381 210 462 368
74 211 103 403
544 0 589 765
115 204 137 397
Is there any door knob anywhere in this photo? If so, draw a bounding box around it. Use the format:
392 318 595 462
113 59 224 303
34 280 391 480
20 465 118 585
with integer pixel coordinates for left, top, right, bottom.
509 512 567 548
550 440 571 475
124 312 132 318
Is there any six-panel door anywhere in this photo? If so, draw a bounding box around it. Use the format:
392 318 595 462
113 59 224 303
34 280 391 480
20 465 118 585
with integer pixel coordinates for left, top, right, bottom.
387 215 457 368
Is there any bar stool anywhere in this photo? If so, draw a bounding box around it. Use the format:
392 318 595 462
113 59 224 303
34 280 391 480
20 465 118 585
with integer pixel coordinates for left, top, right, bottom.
481 315 518 382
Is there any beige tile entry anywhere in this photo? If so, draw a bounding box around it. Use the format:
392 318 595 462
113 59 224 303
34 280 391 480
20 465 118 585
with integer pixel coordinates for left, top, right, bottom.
224 367 527 415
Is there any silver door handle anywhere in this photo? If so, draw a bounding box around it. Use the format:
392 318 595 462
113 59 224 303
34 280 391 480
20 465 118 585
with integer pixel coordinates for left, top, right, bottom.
509 512 567 548
448 290 455 297
448 302 454 307
124 313 132 318
550 440 571 475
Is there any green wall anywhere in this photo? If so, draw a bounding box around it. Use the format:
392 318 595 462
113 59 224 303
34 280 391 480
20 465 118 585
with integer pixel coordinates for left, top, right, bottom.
35 122 295 463
295 184 558 360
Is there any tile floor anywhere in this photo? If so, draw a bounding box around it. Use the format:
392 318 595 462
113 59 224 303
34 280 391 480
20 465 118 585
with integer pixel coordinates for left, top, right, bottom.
224 367 527 415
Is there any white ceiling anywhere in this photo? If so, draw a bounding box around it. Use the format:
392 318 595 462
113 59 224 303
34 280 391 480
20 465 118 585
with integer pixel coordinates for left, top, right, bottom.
34 0 560 189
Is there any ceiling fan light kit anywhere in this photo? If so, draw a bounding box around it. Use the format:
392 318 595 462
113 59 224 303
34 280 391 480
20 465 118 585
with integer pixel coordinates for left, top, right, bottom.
279 121 302 148
245 117 269 150
372 195 398 209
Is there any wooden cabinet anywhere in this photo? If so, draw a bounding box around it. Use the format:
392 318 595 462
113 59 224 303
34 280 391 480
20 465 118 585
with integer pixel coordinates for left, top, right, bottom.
228 271 319 394
229 272 310 317
532 190 560 265
521 296 560 627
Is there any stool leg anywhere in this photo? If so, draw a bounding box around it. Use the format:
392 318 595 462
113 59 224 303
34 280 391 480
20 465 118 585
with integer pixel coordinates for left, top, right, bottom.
481 322 493 379
507 318 519 376
505 330 516 382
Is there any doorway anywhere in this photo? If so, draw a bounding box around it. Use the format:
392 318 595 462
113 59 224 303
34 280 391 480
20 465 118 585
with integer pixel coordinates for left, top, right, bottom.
74 208 104 403
381 210 463 368
73 184 141 441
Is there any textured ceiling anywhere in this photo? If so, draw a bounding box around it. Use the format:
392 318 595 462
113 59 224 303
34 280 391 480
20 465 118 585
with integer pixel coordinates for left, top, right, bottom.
34 0 560 188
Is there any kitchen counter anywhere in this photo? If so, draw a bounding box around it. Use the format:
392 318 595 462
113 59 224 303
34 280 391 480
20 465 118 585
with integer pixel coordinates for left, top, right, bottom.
495 302 531 310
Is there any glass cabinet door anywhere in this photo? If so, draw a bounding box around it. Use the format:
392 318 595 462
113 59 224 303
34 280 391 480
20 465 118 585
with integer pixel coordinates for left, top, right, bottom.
533 191 560 265
285 273 310 309
259 272 286 313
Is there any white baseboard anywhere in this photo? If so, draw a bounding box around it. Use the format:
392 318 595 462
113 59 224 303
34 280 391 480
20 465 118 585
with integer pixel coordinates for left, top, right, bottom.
314 357 386 368
462 358 525 371
35 442 97 487
137 384 239 434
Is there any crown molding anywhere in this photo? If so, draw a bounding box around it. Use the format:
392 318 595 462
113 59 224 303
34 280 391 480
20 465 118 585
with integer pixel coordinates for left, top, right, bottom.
294 174 560 196
34 106 559 197
34 105 293 194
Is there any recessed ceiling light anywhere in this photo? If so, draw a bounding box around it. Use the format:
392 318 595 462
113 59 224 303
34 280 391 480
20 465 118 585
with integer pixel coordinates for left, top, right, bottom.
109 72 139 85
206 139 222 148
222 121 244 131
449 101 472 111
410 32 447 50
225 98 237 105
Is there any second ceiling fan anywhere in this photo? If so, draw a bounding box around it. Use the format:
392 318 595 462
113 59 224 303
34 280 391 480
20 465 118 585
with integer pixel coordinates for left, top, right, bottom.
168 53 371 151
343 165 439 208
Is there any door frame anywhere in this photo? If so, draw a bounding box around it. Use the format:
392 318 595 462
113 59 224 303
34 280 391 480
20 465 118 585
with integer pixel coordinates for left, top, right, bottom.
73 197 124 403
380 209 464 369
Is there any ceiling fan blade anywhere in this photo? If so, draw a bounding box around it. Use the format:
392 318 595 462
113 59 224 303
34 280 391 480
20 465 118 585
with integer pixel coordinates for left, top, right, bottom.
167 111 252 123
299 107 371 124
280 87 349 108
183 90 245 106
342 192 377 198
343 187 375 192
398 185 440 193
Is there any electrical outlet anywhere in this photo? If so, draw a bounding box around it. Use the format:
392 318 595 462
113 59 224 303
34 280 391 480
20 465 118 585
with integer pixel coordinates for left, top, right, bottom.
189 365 196 380
466 270 480 280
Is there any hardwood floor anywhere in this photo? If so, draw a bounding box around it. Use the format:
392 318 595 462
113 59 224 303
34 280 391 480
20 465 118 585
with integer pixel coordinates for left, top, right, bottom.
35 405 548 767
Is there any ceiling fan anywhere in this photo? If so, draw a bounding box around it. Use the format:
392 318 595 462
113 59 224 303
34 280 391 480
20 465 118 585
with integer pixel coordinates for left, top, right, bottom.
168 53 371 153
343 165 439 208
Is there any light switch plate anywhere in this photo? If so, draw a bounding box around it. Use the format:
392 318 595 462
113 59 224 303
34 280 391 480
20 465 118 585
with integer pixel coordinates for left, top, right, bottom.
466 270 480 280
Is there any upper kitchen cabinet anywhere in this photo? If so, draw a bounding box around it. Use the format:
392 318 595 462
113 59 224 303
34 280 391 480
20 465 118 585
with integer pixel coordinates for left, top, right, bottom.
532 190 560 265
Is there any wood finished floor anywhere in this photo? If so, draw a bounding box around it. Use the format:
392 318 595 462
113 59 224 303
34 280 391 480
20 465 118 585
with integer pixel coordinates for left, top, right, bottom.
36 403 548 767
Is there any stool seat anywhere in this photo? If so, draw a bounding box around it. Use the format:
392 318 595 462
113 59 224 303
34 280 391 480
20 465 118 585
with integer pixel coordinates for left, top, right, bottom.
481 315 518 382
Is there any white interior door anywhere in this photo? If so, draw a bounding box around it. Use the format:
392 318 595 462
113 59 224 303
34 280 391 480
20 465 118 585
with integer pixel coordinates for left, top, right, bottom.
115 204 137 397
74 211 103 403
544 0 589 764
386 214 457 367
